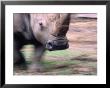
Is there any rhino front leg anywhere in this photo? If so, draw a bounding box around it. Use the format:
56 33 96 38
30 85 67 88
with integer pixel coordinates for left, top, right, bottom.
28 45 45 72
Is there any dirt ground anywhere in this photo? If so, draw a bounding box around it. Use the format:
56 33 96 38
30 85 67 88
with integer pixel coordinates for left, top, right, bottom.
14 14 97 75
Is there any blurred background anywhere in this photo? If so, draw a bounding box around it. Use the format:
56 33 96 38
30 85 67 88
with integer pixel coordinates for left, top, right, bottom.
14 13 97 75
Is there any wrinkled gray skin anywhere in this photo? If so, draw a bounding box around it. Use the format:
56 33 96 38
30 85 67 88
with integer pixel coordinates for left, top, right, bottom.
14 13 70 71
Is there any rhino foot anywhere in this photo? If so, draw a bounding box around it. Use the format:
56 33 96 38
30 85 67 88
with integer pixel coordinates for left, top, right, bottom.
14 63 27 70
28 63 45 72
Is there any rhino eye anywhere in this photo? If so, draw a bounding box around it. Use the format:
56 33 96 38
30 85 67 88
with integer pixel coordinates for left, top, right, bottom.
39 22 43 26
39 22 44 30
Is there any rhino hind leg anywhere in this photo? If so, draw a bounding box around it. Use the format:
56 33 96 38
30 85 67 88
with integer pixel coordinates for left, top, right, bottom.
14 50 27 70
14 42 27 70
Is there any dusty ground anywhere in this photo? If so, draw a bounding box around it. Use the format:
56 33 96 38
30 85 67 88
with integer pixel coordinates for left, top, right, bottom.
14 14 97 75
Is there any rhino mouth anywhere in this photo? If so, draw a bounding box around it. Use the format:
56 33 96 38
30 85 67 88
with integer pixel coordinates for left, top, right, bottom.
45 39 69 51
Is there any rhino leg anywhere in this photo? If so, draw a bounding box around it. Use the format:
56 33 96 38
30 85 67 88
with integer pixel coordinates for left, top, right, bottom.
14 41 27 70
28 45 45 72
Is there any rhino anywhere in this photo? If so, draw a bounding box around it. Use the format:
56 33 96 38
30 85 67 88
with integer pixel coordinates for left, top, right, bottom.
14 13 70 71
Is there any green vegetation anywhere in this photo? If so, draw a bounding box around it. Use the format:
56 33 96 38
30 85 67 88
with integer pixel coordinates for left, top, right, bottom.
42 59 81 68
45 49 84 59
